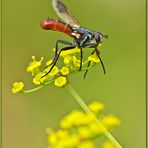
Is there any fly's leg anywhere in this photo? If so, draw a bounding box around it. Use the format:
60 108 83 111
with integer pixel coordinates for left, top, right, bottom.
78 36 90 71
41 45 76 78
83 43 97 78
46 40 73 68
83 43 106 78
94 47 106 74
79 48 83 71
83 49 95 79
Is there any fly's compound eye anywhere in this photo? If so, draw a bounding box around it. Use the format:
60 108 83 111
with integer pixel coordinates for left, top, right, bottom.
93 32 102 43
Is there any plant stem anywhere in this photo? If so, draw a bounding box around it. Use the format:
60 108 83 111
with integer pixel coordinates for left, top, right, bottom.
23 79 54 94
66 83 122 148
23 85 44 94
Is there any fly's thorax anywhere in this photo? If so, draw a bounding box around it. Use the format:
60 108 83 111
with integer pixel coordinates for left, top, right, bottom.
72 27 93 40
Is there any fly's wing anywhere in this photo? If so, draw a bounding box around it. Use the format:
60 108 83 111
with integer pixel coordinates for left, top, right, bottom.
52 0 80 27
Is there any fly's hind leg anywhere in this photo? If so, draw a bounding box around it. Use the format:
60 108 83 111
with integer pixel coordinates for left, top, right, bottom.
45 40 73 68
41 45 76 78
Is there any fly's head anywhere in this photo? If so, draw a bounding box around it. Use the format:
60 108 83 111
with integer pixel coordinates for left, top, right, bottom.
93 32 108 44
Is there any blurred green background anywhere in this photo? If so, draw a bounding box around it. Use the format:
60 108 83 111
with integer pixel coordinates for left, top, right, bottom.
2 0 146 147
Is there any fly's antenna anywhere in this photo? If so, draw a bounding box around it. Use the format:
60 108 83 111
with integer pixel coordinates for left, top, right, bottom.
103 34 108 39
97 31 108 39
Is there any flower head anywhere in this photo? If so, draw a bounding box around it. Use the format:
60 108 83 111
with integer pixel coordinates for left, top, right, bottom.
72 56 81 68
47 101 121 148
63 55 73 64
88 101 105 114
12 82 24 93
102 140 116 148
33 72 47 85
101 114 121 129
44 66 59 77
26 56 43 76
60 47 80 57
48 131 58 146
60 67 70 75
13 45 105 94
77 140 94 148
54 76 67 87
88 54 100 63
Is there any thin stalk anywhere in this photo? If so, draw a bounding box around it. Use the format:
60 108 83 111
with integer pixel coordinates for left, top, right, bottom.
23 85 44 94
66 83 122 148
23 79 54 94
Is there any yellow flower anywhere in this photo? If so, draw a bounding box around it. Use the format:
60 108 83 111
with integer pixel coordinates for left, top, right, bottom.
78 126 92 138
73 114 95 126
56 134 79 148
89 122 104 135
60 117 73 129
60 47 80 57
53 135 78 148
33 72 46 85
102 140 116 148
77 140 94 148
60 67 69 75
72 56 81 68
60 110 86 129
26 56 43 76
70 134 80 147
88 101 105 113
67 110 85 125
54 76 67 87
64 134 79 147
48 132 58 146
12 82 24 93
98 43 102 47
88 54 100 63
44 66 59 77
46 59 53 66
63 55 73 64
56 130 69 139
101 114 121 129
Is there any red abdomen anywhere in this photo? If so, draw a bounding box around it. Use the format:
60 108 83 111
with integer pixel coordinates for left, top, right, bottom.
40 19 73 36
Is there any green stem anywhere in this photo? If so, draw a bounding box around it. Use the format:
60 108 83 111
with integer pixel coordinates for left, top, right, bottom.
22 79 55 94
66 83 122 148
23 85 44 94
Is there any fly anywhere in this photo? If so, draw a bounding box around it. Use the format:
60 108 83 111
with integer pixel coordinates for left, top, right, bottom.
41 0 108 78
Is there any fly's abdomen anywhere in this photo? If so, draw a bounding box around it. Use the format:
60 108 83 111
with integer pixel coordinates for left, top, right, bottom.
40 19 73 36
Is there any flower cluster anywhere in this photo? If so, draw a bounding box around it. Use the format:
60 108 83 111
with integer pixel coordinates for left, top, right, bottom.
11 45 122 147
12 47 102 93
46 101 121 148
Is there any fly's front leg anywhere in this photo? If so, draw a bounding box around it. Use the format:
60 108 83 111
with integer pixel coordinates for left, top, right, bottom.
94 47 106 74
83 43 106 78
83 43 97 78
78 36 89 71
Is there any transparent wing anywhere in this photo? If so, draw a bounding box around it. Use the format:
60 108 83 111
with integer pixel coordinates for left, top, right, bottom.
52 0 80 27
